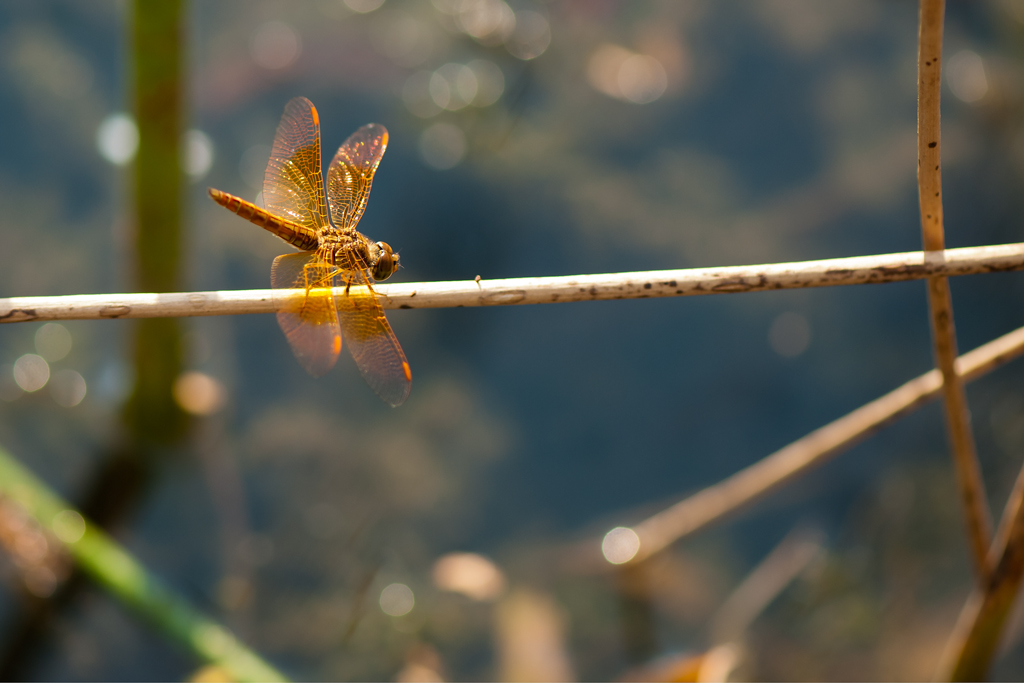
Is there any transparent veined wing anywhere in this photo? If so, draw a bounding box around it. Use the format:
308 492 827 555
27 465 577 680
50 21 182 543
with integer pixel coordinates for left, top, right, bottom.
334 250 412 407
327 123 388 230
270 251 341 377
264 97 331 236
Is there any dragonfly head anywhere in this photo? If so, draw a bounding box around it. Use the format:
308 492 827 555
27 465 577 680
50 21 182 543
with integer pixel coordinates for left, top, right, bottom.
371 241 399 281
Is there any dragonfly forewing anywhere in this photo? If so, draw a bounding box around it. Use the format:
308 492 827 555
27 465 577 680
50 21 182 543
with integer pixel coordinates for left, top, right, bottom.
264 97 331 235
327 123 388 231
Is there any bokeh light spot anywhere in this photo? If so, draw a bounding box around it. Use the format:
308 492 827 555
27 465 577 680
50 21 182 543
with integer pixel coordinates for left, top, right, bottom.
467 59 504 106
344 0 385 13
52 509 86 544
431 0 460 15
433 552 507 601
380 582 415 616
183 130 215 179
506 10 550 60
15 527 48 564
96 114 139 166
24 567 57 598
419 123 466 170
457 0 515 45
602 526 640 564
947 50 988 103
50 369 87 408
588 44 667 104
13 354 50 392
428 71 452 109
173 371 226 415
430 63 478 111
34 323 72 362
618 55 667 104
769 312 812 358
250 21 302 70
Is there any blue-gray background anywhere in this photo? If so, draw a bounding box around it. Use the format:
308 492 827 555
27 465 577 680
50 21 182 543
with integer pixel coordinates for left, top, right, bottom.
2 1 1024 680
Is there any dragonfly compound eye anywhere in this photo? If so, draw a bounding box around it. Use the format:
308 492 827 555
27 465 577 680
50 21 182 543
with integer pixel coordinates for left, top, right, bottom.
372 241 397 280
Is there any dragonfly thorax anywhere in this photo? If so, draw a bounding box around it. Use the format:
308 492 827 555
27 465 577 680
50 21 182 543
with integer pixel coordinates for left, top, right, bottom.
328 235 399 282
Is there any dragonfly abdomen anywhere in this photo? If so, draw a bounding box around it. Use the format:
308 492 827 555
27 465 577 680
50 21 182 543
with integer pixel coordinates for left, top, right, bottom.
207 188 319 252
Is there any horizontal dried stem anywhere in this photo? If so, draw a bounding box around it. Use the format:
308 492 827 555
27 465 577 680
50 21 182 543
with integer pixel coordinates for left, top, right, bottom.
608 323 1024 565
2 243 1024 323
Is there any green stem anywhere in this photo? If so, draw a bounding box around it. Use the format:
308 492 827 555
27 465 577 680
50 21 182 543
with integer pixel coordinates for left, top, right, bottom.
124 0 187 444
0 444 288 682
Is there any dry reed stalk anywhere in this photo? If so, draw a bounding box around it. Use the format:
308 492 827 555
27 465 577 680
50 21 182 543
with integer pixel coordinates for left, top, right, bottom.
942 462 1024 680
3 243 1024 323
710 526 824 644
609 323 1024 566
917 0 992 581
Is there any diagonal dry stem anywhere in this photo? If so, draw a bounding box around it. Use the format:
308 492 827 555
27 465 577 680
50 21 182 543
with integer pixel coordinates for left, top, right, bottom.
560 323 1024 568
710 526 825 644
941 461 1024 680
917 0 992 581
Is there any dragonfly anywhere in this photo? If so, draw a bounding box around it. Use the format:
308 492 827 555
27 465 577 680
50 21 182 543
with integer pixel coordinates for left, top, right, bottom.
209 96 411 407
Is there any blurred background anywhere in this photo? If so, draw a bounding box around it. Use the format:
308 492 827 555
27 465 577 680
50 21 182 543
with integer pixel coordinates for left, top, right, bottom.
2 0 1024 680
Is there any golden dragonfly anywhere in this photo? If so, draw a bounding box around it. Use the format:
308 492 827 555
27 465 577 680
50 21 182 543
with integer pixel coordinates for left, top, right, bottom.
209 96 411 406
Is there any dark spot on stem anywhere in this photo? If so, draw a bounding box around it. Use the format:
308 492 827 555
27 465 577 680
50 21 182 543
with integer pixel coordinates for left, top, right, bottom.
643 283 652 290
0 308 36 322
99 305 131 318
928 141 937 148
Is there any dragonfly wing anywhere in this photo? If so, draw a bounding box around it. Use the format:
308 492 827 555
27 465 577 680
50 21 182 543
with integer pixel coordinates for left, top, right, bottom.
327 123 388 230
264 97 330 236
271 251 341 377
335 257 411 407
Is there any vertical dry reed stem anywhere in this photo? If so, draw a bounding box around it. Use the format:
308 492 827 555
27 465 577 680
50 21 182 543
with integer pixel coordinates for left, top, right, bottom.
918 0 992 581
